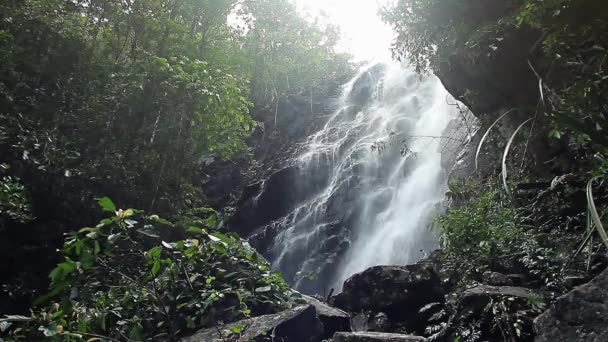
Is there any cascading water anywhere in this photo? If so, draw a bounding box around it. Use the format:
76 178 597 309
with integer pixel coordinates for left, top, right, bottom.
240 62 467 294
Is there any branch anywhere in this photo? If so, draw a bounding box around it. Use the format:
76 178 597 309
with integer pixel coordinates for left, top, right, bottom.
405 135 467 144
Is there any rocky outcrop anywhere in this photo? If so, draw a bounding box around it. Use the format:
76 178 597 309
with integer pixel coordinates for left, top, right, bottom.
483 271 531 287
299 294 351 338
333 332 427 342
331 254 445 334
461 284 540 315
534 268 608 342
182 298 352 342
431 0 571 182
230 166 302 234
203 87 341 209
437 25 540 116
182 305 323 342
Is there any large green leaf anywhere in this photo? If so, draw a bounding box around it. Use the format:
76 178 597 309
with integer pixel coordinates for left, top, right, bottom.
97 197 116 212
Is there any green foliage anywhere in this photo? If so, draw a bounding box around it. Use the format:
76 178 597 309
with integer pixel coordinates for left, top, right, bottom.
0 0 352 320
239 0 353 110
3 200 295 341
439 183 562 289
381 0 608 150
379 0 506 73
432 181 571 341
0 0 352 214
0 163 32 225
0 0 257 213
539 13 608 149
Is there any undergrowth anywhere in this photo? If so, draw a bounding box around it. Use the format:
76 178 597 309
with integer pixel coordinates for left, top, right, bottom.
429 170 608 342
0 198 296 341
440 182 564 291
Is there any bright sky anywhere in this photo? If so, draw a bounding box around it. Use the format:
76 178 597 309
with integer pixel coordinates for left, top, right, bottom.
294 0 394 62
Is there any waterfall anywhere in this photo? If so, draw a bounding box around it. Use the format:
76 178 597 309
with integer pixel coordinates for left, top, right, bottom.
244 62 466 294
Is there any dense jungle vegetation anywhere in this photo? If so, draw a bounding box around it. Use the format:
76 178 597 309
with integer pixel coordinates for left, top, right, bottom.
0 0 352 340
2 0 608 341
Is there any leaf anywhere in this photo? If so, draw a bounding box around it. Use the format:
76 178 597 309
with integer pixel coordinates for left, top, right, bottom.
118 209 135 218
208 234 221 242
107 233 121 243
124 219 138 227
209 242 227 255
176 302 192 310
230 323 245 334
187 226 204 234
78 227 98 234
209 232 232 245
161 241 174 249
548 129 562 139
152 260 161 276
150 215 172 225
148 246 162 259
255 286 272 293
502 119 531 196
50 260 77 283
97 197 116 212
137 229 160 238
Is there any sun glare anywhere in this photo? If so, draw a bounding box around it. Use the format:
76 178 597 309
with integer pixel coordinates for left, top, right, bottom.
294 0 394 62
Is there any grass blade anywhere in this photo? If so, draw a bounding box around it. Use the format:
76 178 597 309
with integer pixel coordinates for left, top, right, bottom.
567 226 595 268
475 109 516 172
502 119 532 196
528 59 544 105
586 177 608 249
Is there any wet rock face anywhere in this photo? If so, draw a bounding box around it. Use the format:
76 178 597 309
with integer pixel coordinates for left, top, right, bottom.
203 87 341 210
534 268 608 342
349 64 387 107
230 166 302 234
228 157 354 294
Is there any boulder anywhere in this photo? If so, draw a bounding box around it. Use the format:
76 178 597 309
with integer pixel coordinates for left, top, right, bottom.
333 332 427 342
534 268 608 342
484 272 530 287
331 256 444 334
461 285 539 314
299 294 351 338
181 305 322 342
484 272 513 286
369 312 390 332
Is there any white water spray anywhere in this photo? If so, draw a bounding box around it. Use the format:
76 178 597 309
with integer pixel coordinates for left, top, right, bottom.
264 62 462 292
